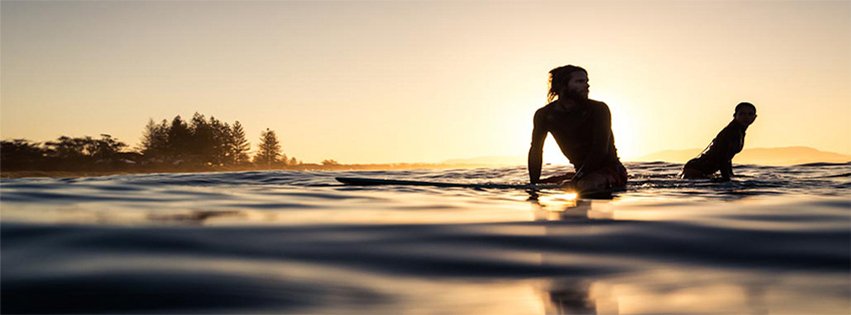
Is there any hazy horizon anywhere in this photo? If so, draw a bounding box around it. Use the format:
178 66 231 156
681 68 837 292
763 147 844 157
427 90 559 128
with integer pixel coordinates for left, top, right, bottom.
4 131 849 166
443 146 851 166
3 1 849 164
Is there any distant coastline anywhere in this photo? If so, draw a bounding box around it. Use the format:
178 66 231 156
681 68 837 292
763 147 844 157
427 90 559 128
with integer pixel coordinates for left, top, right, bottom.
3 146 848 179
634 146 851 165
442 146 851 167
0 163 493 179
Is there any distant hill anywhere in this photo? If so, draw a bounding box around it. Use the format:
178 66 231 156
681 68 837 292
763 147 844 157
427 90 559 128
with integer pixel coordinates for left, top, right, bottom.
444 146 850 167
635 146 851 165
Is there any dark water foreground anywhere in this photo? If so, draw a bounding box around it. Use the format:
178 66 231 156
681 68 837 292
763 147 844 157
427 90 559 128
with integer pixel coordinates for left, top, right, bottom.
2 162 849 314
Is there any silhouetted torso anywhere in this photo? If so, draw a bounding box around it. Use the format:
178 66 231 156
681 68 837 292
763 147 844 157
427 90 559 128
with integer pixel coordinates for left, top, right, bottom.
685 120 746 179
529 98 620 179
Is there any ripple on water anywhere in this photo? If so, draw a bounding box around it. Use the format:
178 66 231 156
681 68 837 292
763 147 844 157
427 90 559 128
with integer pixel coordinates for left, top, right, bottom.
1 163 849 314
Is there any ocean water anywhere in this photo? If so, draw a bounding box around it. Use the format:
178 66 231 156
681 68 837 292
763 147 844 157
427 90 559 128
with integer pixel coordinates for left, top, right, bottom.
1 162 849 314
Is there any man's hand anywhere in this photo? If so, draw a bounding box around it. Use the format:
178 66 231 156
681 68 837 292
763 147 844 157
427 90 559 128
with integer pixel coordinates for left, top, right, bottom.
559 180 576 190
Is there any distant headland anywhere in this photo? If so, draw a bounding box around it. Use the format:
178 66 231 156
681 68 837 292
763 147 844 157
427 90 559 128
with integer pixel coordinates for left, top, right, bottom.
1 112 473 178
443 147 850 167
634 146 851 166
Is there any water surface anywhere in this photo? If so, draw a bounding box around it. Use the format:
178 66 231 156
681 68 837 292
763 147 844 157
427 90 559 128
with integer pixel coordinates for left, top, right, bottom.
2 162 849 314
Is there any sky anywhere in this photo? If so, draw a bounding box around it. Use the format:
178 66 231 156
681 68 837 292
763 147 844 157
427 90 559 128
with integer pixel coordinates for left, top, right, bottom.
2 0 849 164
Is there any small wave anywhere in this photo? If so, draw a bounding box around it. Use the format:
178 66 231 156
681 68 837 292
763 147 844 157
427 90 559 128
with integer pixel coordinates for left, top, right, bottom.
2 163 850 314
819 172 851 178
794 161 851 167
3 191 166 203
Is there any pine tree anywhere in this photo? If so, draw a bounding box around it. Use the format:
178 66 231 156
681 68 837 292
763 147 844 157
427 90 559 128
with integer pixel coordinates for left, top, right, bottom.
254 128 281 168
230 121 251 165
189 113 214 165
208 116 228 166
167 116 191 163
139 119 169 162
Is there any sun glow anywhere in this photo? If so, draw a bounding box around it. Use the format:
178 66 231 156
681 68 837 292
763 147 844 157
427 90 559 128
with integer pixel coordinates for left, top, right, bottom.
611 109 638 161
542 135 571 165
596 91 638 161
1 1 848 164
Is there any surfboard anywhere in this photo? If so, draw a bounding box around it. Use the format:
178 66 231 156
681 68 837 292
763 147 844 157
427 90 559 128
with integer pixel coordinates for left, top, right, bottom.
335 176 559 190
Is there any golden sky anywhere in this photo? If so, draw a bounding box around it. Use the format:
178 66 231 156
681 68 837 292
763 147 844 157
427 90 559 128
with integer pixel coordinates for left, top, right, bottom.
2 1 849 164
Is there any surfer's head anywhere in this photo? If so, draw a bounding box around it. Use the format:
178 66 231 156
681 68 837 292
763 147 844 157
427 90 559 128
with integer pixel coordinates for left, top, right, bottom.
734 102 757 126
548 65 589 102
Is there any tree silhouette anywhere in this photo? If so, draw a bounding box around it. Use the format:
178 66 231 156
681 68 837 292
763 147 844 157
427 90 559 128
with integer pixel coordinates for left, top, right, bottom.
33 135 130 170
45 136 87 161
138 114 262 167
139 119 169 162
89 134 127 161
0 139 45 170
255 128 282 168
230 121 251 165
1 113 321 172
208 117 229 166
321 159 340 166
166 116 192 163
189 113 215 165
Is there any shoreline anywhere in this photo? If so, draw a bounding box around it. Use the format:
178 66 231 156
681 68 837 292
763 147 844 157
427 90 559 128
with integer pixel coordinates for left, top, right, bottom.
0 163 505 179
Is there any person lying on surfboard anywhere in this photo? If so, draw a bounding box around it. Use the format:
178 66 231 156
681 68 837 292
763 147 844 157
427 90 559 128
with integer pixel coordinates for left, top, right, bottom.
528 65 628 194
681 102 757 181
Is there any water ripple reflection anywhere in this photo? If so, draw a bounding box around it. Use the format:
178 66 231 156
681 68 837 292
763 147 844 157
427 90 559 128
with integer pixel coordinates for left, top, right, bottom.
2 162 849 314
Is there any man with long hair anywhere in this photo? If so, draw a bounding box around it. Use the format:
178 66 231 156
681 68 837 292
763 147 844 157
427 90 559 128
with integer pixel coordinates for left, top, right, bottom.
528 65 627 195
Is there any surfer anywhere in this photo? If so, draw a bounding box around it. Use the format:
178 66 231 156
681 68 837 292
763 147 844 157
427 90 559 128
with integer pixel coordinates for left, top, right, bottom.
681 102 757 181
528 65 627 194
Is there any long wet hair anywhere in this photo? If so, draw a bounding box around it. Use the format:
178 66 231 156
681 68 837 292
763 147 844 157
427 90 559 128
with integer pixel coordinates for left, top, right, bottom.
547 65 587 102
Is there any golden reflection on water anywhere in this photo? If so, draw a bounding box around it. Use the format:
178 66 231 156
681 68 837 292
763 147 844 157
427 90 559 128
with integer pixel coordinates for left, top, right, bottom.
524 193 850 314
528 191 614 222
538 268 850 315
4 184 848 314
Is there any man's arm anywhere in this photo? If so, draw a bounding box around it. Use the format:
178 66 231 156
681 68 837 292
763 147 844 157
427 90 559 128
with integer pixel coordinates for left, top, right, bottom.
528 110 547 184
575 103 612 180
715 125 739 181
719 160 733 181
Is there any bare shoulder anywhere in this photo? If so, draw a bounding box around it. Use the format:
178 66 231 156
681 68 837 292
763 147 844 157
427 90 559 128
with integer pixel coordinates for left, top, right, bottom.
587 99 611 114
541 101 559 112
534 102 558 119
587 99 608 108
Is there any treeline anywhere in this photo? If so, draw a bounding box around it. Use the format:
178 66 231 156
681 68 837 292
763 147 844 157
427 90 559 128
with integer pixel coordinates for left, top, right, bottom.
1 113 303 172
1 135 134 171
